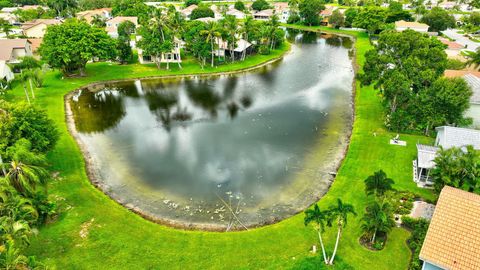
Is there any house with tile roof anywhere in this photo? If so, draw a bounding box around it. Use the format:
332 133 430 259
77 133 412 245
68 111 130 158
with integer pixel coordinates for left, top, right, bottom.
419 186 480 270
105 16 138 38
413 126 480 187
395 20 430 32
253 9 274 20
0 39 33 64
21 19 62 38
77 8 112 24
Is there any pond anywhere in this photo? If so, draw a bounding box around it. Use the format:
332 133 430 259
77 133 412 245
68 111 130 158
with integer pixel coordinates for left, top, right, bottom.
68 30 355 230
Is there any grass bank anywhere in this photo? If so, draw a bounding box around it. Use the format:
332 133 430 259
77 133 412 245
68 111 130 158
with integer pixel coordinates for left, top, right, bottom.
4 30 434 269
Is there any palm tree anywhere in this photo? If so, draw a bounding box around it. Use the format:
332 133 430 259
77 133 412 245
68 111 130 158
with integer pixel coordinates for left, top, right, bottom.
467 48 480 70
364 170 394 198
361 200 395 244
327 199 356 265
267 14 280 50
201 22 221 67
223 15 238 62
304 204 330 264
240 16 254 61
5 161 47 196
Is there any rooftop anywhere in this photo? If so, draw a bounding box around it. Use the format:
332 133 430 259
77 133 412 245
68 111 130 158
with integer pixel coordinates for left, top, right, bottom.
435 126 480 150
444 69 480 79
106 16 138 25
0 39 30 61
21 19 61 30
419 186 480 270
395 20 429 29
463 74 480 104
416 144 439 169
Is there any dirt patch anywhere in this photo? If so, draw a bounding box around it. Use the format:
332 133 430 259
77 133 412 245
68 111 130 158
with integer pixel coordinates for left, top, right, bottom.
79 218 95 239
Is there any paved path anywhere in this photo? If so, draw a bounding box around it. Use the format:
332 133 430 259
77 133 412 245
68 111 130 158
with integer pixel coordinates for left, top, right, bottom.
443 29 480 52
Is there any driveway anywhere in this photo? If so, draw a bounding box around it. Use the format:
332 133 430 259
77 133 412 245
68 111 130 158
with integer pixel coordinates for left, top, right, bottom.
442 29 480 52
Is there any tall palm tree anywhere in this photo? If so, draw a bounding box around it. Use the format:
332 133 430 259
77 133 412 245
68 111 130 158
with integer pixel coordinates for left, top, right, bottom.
240 16 254 61
327 199 356 265
201 22 221 67
223 15 238 62
5 161 47 196
304 204 330 264
361 200 395 244
467 48 480 70
267 14 280 50
364 170 395 198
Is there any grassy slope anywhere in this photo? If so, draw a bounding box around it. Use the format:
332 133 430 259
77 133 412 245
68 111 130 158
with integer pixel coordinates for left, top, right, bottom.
4 31 434 269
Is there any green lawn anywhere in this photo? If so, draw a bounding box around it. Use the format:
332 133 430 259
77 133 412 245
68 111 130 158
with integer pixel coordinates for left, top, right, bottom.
4 29 435 269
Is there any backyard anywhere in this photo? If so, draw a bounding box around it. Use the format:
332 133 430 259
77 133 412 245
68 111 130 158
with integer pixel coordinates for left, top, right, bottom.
4 27 435 269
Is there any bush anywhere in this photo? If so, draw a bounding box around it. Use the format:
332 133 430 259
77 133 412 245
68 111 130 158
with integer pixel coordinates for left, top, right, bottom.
402 217 430 270
445 58 466 70
251 0 270 11
287 13 301 24
190 6 214 20
234 0 245 11
185 0 201 7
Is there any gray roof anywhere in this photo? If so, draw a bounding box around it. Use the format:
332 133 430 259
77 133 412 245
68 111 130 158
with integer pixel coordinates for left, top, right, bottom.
464 74 480 104
417 144 439 169
435 126 480 150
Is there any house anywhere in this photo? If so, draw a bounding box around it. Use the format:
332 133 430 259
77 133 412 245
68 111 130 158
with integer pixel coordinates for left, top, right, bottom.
438 1 456 10
0 60 14 88
253 9 274 20
27 38 42 57
0 39 33 64
0 12 17 24
419 186 480 270
21 19 62 38
319 7 336 26
195 17 218 23
395 20 429 32
462 74 480 105
1 7 19 13
273 2 290 23
106 16 138 38
438 37 464 59
180 5 198 19
138 37 183 65
226 9 246 19
20 5 49 11
414 126 480 186
77 8 112 24
214 38 252 59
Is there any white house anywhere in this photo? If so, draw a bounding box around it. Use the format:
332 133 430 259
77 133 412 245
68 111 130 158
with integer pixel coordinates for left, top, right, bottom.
253 9 274 20
0 60 14 89
76 8 112 24
0 39 33 64
226 9 246 19
395 20 429 32
413 126 480 186
138 37 183 65
0 12 17 24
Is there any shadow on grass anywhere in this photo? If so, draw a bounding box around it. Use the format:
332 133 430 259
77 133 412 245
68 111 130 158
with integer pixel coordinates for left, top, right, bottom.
290 255 354 270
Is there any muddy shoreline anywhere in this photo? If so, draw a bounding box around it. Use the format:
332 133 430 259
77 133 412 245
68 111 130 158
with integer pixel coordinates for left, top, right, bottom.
64 32 358 232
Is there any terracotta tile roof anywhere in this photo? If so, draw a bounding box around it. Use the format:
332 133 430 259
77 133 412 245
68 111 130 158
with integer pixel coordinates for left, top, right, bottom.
27 38 42 53
444 70 480 78
419 186 480 270
439 38 464 50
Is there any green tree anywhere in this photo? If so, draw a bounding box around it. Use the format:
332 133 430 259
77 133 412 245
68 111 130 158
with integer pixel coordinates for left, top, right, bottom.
386 1 413 23
46 0 77 16
329 9 345 28
361 200 395 244
5 160 47 196
116 21 136 64
201 21 221 67
344 8 358 28
360 30 448 132
39 19 116 76
420 7 455 32
251 0 270 11
352 6 387 35
299 0 325 26
327 199 356 265
468 12 480 26
221 15 238 62
418 78 472 133
431 146 480 194
304 204 330 265
185 0 201 7
466 47 480 70
364 170 395 197
0 18 12 37
0 101 59 156
190 6 215 20
112 0 151 24
234 1 245 11
91 14 106 28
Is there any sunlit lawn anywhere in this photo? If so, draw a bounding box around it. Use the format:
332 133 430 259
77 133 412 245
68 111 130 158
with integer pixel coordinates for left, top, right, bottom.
3 29 435 269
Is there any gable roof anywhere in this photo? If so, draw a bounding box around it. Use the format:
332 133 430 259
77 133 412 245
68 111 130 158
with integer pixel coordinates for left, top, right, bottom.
416 144 439 169
106 16 138 26
463 74 480 104
254 9 274 17
435 126 480 150
0 39 31 61
21 19 61 31
419 186 480 270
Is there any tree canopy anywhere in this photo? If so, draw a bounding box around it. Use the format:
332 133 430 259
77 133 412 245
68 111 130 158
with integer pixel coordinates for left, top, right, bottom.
39 19 116 76
251 0 270 11
352 6 387 34
420 7 455 32
190 6 215 20
299 0 325 26
234 1 246 11
360 30 471 132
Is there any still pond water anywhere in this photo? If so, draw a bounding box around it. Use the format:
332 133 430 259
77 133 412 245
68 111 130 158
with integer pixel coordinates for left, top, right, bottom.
69 31 355 228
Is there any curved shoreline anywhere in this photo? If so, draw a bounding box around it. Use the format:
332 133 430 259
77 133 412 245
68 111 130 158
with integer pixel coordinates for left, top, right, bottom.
64 35 357 232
